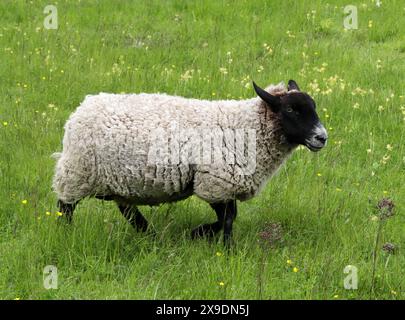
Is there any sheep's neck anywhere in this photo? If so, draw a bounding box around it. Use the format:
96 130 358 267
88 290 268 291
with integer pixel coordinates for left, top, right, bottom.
256 104 297 174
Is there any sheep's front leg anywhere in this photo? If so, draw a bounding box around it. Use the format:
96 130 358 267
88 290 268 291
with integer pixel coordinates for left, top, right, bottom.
222 200 237 247
117 204 148 232
191 200 237 246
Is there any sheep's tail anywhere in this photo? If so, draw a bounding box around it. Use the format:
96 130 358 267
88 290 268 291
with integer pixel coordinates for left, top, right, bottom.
51 152 62 160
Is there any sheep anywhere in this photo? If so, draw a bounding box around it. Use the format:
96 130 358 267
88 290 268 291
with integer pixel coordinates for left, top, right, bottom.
53 80 327 245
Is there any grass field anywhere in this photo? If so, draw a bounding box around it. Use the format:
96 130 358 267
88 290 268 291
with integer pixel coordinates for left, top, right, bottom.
1 0 405 300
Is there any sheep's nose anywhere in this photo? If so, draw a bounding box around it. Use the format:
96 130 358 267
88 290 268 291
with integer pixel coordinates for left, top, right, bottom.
315 134 327 144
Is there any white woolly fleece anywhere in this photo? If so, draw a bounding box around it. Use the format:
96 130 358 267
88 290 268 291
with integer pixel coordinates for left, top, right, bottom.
53 83 297 204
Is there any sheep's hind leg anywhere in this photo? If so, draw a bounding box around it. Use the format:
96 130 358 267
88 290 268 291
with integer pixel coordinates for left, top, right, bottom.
57 200 78 223
191 200 237 245
118 204 148 232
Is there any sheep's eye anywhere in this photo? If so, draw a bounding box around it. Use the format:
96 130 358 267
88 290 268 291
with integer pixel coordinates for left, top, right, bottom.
286 107 293 113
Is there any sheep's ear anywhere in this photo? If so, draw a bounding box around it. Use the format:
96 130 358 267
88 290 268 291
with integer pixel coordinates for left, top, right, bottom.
287 80 300 91
253 81 281 113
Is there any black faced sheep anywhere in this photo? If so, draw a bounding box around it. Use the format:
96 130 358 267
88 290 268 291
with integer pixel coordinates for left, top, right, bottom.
53 80 327 245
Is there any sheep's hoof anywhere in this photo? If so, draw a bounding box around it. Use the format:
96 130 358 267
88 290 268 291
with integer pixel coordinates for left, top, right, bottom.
191 223 219 239
223 234 235 250
135 218 148 233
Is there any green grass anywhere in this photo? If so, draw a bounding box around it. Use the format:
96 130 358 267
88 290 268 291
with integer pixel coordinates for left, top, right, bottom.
1 0 405 300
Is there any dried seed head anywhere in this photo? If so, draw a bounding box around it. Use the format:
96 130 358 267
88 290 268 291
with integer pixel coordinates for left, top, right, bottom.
376 198 395 220
258 222 283 248
382 242 396 254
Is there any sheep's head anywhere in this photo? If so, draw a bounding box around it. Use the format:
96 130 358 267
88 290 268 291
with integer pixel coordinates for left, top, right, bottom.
253 80 328 152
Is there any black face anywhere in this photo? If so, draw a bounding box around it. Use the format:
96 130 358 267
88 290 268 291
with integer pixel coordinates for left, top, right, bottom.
253 80 328 152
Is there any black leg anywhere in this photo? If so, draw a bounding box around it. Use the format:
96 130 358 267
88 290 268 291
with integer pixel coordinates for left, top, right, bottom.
57 199 78 223
191 221 222 239
191 203 225 239
191 199 237 246
118 204 148 232
222 199 237 247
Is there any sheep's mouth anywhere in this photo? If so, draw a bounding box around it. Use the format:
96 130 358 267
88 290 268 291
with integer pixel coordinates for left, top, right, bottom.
305 143 324 152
